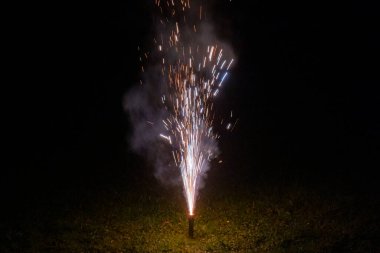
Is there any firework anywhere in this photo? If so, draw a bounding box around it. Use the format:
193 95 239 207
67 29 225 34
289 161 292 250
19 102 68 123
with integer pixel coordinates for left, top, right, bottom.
148 0 233 237
188 214 194 238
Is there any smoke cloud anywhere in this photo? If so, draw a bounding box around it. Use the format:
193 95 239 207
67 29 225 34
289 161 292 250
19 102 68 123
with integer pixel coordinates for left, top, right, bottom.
124 70 180 186
124 0 234 200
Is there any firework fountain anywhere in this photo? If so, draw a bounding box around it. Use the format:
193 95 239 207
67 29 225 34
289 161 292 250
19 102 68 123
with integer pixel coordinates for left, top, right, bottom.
131 0 234 238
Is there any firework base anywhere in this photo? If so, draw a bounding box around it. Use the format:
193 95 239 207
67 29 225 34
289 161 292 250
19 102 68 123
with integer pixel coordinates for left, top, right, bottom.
188 215 194 238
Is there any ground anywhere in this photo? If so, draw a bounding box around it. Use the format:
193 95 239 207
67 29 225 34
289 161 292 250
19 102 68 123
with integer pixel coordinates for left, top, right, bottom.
1 168 379 253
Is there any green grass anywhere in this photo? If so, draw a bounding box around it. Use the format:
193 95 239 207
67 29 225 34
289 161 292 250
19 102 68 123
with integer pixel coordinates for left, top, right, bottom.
1 178 379 252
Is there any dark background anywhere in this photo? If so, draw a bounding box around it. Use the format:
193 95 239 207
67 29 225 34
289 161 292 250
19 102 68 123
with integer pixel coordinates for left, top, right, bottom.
3 0 379 213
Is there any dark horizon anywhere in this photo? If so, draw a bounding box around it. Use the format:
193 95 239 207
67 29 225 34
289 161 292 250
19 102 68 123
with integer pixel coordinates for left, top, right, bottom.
5 0 379 190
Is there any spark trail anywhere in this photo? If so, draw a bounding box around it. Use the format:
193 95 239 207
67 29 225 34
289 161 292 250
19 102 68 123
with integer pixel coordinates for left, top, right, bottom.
152 0 234 216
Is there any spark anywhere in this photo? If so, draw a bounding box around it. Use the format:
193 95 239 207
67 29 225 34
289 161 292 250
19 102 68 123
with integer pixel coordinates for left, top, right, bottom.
151 0 234 216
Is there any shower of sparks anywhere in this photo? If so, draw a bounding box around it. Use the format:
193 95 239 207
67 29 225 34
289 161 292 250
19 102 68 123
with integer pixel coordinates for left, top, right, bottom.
149 0 234 216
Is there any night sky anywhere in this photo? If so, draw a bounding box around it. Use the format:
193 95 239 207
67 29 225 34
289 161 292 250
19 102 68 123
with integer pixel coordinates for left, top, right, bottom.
3 0 379 227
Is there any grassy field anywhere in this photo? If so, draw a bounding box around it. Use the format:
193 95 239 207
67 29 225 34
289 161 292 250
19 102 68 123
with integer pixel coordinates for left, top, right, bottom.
1 173 379 253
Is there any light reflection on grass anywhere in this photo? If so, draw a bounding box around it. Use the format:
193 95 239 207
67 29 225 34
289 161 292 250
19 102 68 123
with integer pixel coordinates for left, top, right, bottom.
2 181 379 252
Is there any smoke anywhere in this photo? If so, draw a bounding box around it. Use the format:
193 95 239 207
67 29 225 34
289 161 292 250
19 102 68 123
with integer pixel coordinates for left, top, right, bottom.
124 0 234 200
123 69 180 186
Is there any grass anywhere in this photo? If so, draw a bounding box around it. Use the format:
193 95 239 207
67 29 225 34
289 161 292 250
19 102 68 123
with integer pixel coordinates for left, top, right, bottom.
1 174 379 253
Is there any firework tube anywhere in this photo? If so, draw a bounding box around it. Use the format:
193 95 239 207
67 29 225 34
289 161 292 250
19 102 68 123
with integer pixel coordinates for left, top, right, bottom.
188 214 194 238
